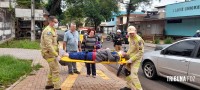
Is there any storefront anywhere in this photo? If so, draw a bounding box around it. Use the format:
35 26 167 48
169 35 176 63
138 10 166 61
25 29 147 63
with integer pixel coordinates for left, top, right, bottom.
165 0 200 37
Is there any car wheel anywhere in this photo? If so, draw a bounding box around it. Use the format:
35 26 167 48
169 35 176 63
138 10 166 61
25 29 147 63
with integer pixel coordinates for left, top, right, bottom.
106 36 111 41
143 62 157 79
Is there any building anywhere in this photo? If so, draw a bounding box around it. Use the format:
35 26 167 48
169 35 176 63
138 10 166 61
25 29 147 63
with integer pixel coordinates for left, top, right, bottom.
100 11 126 34
128 6 166 40
99 0 128 34
116 12 145 33
165 0 200 37
0 0 15 44
15 8 45 38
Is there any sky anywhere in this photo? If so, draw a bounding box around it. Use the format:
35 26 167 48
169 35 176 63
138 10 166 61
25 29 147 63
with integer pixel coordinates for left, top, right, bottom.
152 0 185 6
136 0 186 11
43 0 187 12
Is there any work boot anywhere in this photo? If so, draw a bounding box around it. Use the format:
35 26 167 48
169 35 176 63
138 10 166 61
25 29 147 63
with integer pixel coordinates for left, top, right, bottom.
45 85 54 89
68 71 74 75
74 71 80 74
120 87 131 90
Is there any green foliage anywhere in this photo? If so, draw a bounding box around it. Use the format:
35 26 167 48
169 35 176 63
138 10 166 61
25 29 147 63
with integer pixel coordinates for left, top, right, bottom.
164 37 173 44
16 0 44 9
0 39 40 49
129 0 151 12
46 0 62 16
32 64 43 71
65 0 119 29
0 55 32 88
154 38 160 44
0 55 42 89
60 3 85 27
64 0 152 30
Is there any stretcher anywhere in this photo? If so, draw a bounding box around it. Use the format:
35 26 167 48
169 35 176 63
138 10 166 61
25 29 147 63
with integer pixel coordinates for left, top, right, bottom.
60 52 127 64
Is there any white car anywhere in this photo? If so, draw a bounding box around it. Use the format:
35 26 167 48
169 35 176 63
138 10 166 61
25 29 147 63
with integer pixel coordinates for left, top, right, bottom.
142 38 200 89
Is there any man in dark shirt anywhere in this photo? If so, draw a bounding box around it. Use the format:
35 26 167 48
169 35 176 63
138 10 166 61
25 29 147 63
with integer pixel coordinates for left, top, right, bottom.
114 30 123 51
193 30 200 37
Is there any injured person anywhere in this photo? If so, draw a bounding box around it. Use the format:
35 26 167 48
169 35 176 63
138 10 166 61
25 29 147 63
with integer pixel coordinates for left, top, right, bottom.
59 49 120 62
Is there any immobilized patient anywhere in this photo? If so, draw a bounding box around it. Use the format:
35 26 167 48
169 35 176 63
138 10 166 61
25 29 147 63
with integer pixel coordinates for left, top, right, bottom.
59 49 120 62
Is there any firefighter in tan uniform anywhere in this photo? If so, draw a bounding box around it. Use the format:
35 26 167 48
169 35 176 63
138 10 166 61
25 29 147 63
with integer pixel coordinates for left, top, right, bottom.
40 16 61 90
120 26 144 90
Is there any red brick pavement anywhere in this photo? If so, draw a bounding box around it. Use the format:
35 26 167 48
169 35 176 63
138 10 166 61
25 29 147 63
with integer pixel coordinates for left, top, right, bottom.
0 48 126 90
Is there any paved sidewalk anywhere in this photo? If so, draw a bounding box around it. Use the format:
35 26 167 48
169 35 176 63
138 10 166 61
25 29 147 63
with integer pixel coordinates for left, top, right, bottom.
0 48 126 90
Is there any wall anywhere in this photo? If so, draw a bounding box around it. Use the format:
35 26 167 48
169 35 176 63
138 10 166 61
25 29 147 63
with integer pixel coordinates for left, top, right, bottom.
139 21 164 36
165 18 200 36
0 8 14 44
166 0 200 18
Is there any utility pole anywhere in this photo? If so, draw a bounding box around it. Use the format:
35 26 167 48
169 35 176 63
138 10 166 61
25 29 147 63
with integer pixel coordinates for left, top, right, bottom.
125 3 131 32
31 0 35 41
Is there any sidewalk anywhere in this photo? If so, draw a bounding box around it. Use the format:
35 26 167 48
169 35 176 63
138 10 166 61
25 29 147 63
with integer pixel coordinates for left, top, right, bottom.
0 48 126 90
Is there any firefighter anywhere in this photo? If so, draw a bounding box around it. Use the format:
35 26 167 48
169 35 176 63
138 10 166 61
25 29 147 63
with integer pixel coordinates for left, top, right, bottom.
40 16 61 90
120 26 144 90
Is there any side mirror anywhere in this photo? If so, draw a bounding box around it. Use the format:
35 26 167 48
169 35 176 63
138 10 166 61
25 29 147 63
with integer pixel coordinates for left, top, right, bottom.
161 50 165 55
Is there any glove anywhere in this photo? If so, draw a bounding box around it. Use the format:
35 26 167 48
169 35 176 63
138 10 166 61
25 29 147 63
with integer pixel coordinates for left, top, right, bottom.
56 56 61 61
119 51 126 57
126 59 133 64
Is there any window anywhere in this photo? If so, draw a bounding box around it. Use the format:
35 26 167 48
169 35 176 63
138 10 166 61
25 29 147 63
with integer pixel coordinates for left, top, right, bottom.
196 44 200 58
164 40 196 57
167 19 182 23
112 18 114 21
120 17 123 24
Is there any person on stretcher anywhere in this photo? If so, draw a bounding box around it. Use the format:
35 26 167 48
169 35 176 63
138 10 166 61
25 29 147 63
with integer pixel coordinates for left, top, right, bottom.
59 49 120 62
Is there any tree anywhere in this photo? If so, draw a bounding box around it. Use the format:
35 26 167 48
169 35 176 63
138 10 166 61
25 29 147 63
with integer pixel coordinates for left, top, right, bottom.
46 0 62 16
16 0 44 9
120 0 151 31
59 2 85 28
65 0 119 30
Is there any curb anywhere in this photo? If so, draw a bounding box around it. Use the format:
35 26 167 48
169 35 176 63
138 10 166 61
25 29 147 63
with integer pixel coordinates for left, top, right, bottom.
144 43 156 48
6 59 41 90
6 75 27 90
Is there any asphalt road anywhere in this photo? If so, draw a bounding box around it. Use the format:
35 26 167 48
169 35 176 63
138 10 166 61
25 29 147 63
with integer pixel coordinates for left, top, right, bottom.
102 40 197 90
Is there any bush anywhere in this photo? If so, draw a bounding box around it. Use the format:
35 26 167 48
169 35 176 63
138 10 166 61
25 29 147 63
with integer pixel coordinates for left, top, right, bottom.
154 38 160 44
164 37 173 44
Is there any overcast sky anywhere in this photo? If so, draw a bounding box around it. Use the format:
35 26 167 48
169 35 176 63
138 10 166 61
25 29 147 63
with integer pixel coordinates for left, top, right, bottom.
152 0 185 6
136 0 186 11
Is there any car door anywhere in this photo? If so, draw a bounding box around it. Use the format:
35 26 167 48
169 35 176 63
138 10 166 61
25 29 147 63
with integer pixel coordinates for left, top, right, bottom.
158 40 197 76
187 42 200 86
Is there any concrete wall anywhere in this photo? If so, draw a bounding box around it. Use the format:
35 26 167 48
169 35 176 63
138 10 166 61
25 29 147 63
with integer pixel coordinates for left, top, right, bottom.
166 0 200 18
0 8 15 44
165 18 200 36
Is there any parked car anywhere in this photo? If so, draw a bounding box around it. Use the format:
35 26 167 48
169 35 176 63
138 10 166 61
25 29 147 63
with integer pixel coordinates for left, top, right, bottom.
142 38 200 89
154 44 171 51
26 25 42 39
56 30 67 41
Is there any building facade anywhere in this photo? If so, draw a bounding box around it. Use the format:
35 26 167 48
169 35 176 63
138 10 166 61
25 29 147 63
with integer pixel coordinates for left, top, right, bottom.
100 11 126 34
0 0 15 44
165 0 200 37
128 8 165 40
